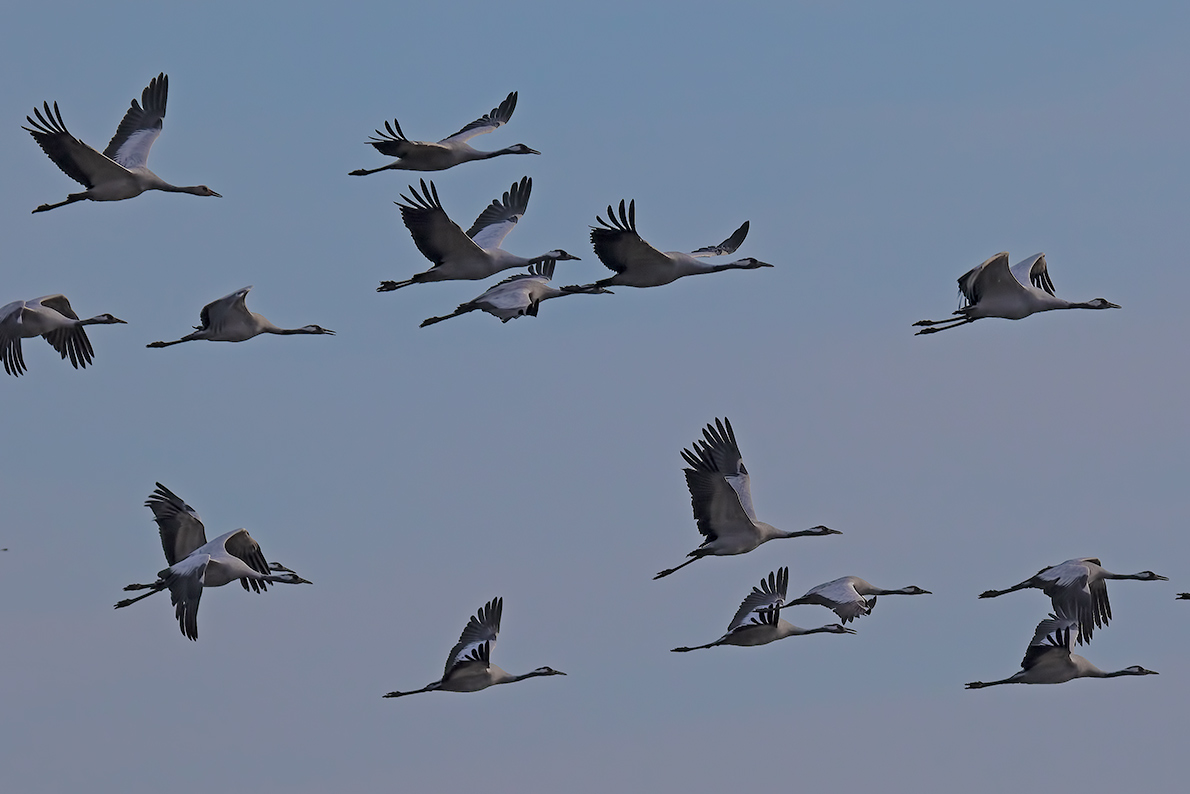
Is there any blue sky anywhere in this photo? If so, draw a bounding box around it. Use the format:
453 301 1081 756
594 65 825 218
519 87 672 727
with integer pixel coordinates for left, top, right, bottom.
2 2 1188 792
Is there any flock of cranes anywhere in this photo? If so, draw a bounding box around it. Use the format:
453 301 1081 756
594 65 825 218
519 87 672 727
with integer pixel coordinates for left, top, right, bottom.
13 74 1167 697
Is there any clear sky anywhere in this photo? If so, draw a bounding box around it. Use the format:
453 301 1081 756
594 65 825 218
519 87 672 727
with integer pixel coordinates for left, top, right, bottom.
2 2 1188 792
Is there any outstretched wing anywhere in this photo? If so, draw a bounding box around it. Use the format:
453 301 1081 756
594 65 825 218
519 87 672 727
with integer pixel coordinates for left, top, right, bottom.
728 567 789 630
165 553 208 641
397 180 484 266
590 200 671 275
956 252 1016 309
33 295 95 369
467 176 531 250
681 417 755 520
103 73 167 169
1009 253 1055 296
223 528 273 593
440 91 518 144
683 468 754 544
24 101 129 188
145 483 209 565
198 287 253 334
0 301 29 376
1021 615 1077 671
691 221 749 258
443 597 502 678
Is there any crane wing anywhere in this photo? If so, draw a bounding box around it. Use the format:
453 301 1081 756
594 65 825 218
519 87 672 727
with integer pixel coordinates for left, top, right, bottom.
222 528 273 593
443 597 502 678
145 483 209 565
684 469 754 543
397 180 484 266
691 221 749 258
440 91 518 144
198 287 253 334
956 252 1021 309
33 295 94 368
1009 253 1055 296
467 177 531 250
590 200 671 275
103 73 166 170
24 101 130 188
165 553 208 641
1021 615 1077 670
681 417 755 520
727 568 789 630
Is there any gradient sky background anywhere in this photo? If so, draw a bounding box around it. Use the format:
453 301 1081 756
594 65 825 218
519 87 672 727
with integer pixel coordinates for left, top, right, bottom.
2 2 1188 792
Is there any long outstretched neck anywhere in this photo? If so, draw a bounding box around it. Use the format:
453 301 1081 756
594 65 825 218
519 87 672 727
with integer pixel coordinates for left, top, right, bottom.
506 666 566 685
1104 571 1166 581
800 625 855 635
780 525 839 539
159 184 221 197
1101 667 1157 678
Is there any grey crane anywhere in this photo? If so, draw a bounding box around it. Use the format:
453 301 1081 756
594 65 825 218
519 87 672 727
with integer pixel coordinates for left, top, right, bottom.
781 576 931 623
384 597 565 698
655 418 840 579
914 252 1118 335
420 260 610 327
24 73 220 213
966 615 1157 688
0 294 125 376
114 483 310 640
979 557 1167 644
350 91 538 176
146 286 334 347
672 568 855 652
573 199 771 290
377 177 579 291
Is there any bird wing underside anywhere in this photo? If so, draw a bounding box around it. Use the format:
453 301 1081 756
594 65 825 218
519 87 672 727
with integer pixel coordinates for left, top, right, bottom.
1009 253 1055 296
34 295 95 368
398 180 484 265
223 528 272 593
440 91 518 144
590 200 670 275
365 118 429 157
167 556 207 641
36 295 79 320
1041 562 1105 642
42 324 94 368
684 469 754 542
197 288 252 334
103 73 166 170
681 418 756 520
466 176 531 250
728 567 789 630
956 252 1013 308
24 101 127 188
444 597 502 677
145 482 209 565
691 221 749 258
1021 616 1076 670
